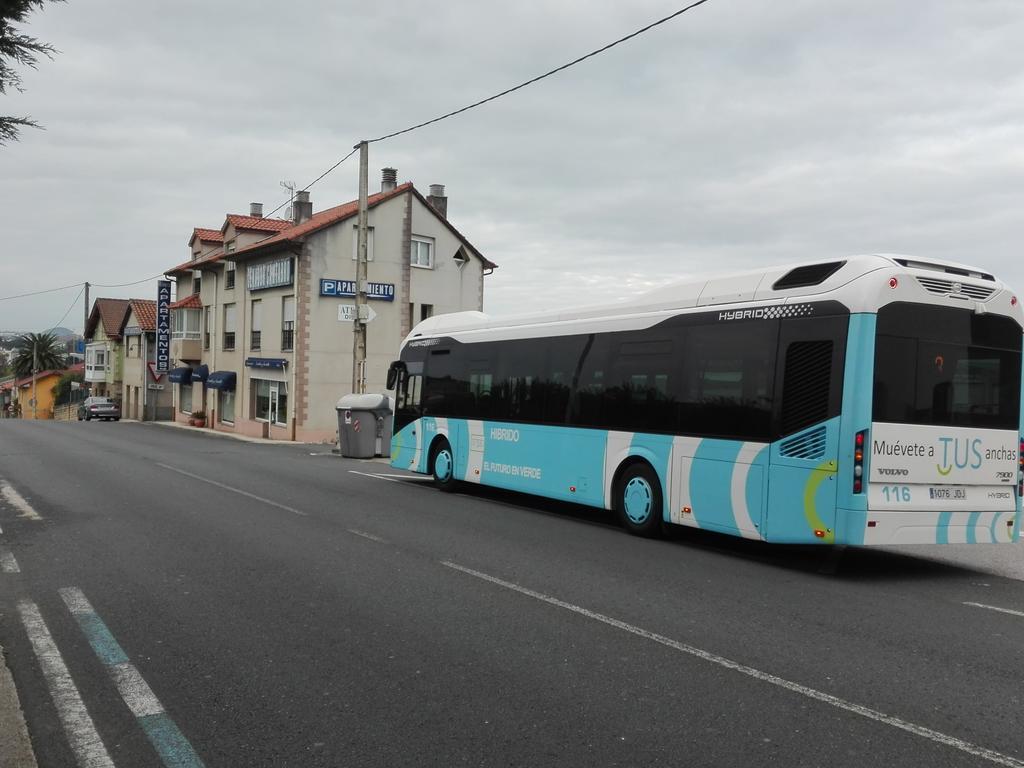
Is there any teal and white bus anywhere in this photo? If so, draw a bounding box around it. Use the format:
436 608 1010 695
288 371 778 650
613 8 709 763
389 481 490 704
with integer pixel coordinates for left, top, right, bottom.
388 255 1023 546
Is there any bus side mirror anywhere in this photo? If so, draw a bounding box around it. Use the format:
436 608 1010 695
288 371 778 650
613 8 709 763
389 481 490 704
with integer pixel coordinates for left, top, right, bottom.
386 361 405 390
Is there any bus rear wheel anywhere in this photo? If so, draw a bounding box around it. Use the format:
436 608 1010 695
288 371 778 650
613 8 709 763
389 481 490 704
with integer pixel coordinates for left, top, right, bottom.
616 463 663 538
430 438 457 492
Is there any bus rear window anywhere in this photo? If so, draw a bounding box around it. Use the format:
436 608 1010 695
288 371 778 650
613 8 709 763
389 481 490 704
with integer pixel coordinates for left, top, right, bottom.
872 304 1022 430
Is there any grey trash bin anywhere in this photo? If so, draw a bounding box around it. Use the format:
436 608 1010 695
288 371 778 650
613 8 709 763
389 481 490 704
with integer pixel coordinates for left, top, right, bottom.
336 393 393 458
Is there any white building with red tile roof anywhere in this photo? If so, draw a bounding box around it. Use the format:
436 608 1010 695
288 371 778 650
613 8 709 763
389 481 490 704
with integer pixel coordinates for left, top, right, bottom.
163 172 495 442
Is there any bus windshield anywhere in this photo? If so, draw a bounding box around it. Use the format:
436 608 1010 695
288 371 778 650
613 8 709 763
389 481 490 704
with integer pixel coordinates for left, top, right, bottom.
872 303 1022 430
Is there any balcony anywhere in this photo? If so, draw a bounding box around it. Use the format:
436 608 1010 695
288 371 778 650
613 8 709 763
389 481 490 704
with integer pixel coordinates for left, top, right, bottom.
171 335 201 362
84 343 109 383
84 362 107 383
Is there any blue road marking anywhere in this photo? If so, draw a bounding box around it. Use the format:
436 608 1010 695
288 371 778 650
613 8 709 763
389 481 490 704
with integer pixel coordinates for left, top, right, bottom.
61 588 206 768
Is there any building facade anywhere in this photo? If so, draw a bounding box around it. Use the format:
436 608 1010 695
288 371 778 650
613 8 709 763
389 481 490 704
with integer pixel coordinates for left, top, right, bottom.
84 299 131 400
121 299 174 421
164 171 495 442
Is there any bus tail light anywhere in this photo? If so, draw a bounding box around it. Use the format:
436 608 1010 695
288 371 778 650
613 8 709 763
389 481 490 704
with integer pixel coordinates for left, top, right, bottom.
853 430 867 494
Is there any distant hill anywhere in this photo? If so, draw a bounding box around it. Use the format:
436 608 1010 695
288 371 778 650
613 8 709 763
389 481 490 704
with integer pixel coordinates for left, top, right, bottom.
48 327 77 339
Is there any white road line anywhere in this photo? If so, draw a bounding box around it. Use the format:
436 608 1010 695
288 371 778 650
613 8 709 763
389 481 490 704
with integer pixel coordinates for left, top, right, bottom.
1 480 43 520
347 470 403 483
368 473 434 481
17 600 115 768
0 547 20 573
59 587 206 767
442 561 1024 768
347 528 386 543
156 463 307 516
964 601 1024 619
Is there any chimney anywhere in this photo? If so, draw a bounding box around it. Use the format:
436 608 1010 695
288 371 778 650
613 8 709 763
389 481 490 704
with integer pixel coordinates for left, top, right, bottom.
250 202 263 218
426 183 448 219
293 190 312 224
381 167 397 193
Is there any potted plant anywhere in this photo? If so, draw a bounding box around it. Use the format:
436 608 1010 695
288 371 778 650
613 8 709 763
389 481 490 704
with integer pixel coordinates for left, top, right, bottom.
190 410 207 428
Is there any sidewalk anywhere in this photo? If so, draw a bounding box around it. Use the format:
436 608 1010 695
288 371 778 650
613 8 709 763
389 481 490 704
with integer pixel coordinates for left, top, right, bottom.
141 419 324 447
0 645 37 768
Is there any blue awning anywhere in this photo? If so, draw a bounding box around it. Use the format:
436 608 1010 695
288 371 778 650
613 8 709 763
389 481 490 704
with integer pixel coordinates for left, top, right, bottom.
207 371 236 391
168 367 192 383
191 364 209 383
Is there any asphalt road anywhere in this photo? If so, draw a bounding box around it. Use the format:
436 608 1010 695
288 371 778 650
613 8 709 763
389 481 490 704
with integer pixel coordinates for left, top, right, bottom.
0 419 1022 767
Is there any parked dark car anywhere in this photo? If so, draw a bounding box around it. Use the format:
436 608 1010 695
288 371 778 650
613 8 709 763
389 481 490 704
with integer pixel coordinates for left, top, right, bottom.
78 396 121 422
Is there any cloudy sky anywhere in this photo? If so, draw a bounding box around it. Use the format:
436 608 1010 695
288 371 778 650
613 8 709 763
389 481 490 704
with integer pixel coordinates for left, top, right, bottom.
2 0 1023 333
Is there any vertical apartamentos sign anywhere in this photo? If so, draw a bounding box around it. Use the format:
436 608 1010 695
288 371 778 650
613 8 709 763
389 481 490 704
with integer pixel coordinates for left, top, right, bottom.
156 280 171 373
247 257 294 291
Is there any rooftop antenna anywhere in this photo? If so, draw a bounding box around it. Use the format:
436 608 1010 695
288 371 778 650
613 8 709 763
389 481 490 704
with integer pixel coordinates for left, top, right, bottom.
280 180 296 220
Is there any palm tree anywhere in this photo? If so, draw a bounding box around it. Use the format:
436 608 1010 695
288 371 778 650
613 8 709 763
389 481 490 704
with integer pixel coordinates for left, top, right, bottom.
12 332 66 378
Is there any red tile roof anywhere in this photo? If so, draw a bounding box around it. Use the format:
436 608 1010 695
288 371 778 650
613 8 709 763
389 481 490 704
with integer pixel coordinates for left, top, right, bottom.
189 228 224 246
229 183 496 269
168 293 203 310
165 245 225 276
224 214 292 234
128 299 158 332
231 185 411 259
85 299 131 341
14 363 82 388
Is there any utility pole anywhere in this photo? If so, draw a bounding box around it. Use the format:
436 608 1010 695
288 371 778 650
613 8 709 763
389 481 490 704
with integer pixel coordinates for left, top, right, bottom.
31 343 37 420
352 140 369 394
83 282 90 336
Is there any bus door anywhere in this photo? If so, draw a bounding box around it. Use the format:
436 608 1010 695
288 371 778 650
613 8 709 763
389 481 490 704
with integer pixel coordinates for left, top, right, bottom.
766 315 848 543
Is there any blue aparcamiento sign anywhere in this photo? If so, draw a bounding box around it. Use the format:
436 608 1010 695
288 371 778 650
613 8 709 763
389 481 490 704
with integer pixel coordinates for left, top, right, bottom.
320 279 395 301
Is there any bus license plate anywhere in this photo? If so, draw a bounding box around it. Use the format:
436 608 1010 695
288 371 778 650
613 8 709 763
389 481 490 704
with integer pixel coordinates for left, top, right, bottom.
928 487 967 500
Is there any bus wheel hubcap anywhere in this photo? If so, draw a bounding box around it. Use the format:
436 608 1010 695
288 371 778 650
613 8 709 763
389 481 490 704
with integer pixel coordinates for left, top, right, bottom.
624 477 652 524
436 449 452 481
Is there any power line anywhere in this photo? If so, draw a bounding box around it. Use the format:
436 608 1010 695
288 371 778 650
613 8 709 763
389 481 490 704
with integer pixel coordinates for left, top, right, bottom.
0 282 83 303
2 3 713 303
92 274 167 289
367 0 712 144
49 284 86 332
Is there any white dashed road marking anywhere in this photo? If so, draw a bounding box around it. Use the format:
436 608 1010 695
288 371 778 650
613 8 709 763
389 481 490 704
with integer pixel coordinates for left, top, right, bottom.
964 601 1024 619
347 529 386 543
156 463 307 516
443 560 1024 768
0 546 20 573
1 480 43 520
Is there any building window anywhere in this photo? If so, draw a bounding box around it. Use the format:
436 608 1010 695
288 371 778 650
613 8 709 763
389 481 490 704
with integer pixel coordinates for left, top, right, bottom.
223 304 236 350
218 389 235 424
282 296 295 351
226 240 236 253
420 303 434 321
411 236 434 269
351 226 374 261
225 260 236 289
179 383 192 413
203 307 212 350
172 309 201 340
250 299 262 350
253 379 287 425
193 273 202 295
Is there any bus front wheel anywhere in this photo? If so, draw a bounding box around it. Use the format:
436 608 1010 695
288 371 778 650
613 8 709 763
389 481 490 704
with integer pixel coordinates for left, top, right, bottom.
616 463 663 538
430 438 457 492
